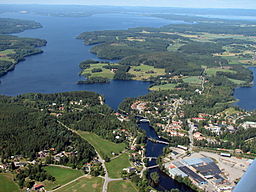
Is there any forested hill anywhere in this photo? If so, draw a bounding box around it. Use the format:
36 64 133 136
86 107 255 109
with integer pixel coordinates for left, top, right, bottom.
0 91 138 166
0 91 105 167
0 18 42 34
0 18 46 77
77 14 255 86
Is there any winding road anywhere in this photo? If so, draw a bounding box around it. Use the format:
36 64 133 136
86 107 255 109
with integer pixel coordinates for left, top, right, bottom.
57 120 123 192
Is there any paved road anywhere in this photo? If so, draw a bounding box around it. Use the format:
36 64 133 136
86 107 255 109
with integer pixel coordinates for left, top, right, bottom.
57 120 123 192
48 164 73 169
188 122 195 152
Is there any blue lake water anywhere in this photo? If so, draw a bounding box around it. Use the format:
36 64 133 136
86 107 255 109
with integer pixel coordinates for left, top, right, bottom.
0 12 184 109
138 121 194 192
234 67 256 111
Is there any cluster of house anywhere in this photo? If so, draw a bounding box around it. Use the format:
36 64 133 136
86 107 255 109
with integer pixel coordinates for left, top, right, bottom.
30 184 45 192
190 111 256 142
37 147 77 162
130 144 145 167
112 128 133 141
158 120 187 137
241 121 256 129
114 112 129 122
168 157 226 191
131 101 148 113
0 154 39 171
47 100 88 117
69 100 84 105
193 132 206 141
123 167 137 174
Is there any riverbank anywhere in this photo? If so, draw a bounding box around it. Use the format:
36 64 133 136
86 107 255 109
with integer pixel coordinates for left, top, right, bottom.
137 119 195 192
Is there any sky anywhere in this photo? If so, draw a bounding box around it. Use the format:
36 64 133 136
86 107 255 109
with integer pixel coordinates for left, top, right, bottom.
1 0 256 9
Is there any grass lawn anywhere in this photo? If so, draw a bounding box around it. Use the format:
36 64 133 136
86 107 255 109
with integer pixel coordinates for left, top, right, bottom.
77 131 126 158
228 78 246 85
149 83 177 91
128 65 165 81
106 153 131 178
0 49 16 63
206 67 236 76
81 63 117 79
43 166 83 190
108 180 138 192
55 176 103 192
223 107 241 115
167 42 185 51
0 173 19 192
0 56 15 63
0 49 15 55
220 55 247 65
183 76 202 85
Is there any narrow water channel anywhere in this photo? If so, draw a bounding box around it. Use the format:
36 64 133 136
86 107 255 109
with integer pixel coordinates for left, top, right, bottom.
138 121 194 192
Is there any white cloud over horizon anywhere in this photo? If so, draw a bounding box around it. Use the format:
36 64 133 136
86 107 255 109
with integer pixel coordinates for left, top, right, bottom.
0 0 256 9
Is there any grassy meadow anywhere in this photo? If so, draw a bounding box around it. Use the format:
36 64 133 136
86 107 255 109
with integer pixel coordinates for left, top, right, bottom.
106 153 131 178
0 173 19 192
77 131 126 158
55 176 103 192
43 166 83 190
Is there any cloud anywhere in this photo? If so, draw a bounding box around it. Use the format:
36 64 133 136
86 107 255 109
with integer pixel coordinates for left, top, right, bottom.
1 0 256 9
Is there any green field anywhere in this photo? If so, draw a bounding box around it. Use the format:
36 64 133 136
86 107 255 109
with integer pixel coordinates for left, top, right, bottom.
167 42 185 51
44 166 83 190
0 173 19 192
106 153 131 178
0 49 15 55
0 57 15 62
55 176 103 192
206 67 236 76
220 54 256 65
183 76 202 84
128 65 165 81
81 63 117 79
77 131 126 158
0 49 16 63
228 78 246 85
223 107 241 115
149 83 177 91
108 180 138 192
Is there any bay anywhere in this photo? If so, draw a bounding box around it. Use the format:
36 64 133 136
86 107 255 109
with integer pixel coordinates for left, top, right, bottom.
0 11 184 109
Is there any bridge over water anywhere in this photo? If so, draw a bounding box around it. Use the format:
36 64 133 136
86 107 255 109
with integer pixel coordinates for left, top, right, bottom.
146 165 159 169
148 137 169 145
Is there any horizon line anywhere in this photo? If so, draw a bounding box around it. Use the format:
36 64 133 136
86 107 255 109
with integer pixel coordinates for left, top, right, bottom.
1 3 256 10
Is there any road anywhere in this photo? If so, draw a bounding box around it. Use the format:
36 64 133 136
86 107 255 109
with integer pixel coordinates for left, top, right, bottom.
57 120 123 192
188 121 195 152
50 175 88 192
48 164 73 169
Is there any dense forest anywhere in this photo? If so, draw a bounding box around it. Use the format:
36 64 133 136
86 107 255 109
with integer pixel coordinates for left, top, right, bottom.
0 35 46 77
59 102 138 143
77 15 255 87
0 91 139 166
152 14 256 36
0 18 42 34
0 92 111 167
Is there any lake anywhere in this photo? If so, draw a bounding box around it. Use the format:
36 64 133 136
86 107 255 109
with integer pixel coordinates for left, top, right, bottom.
0 11 185 109
234 67 256 111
